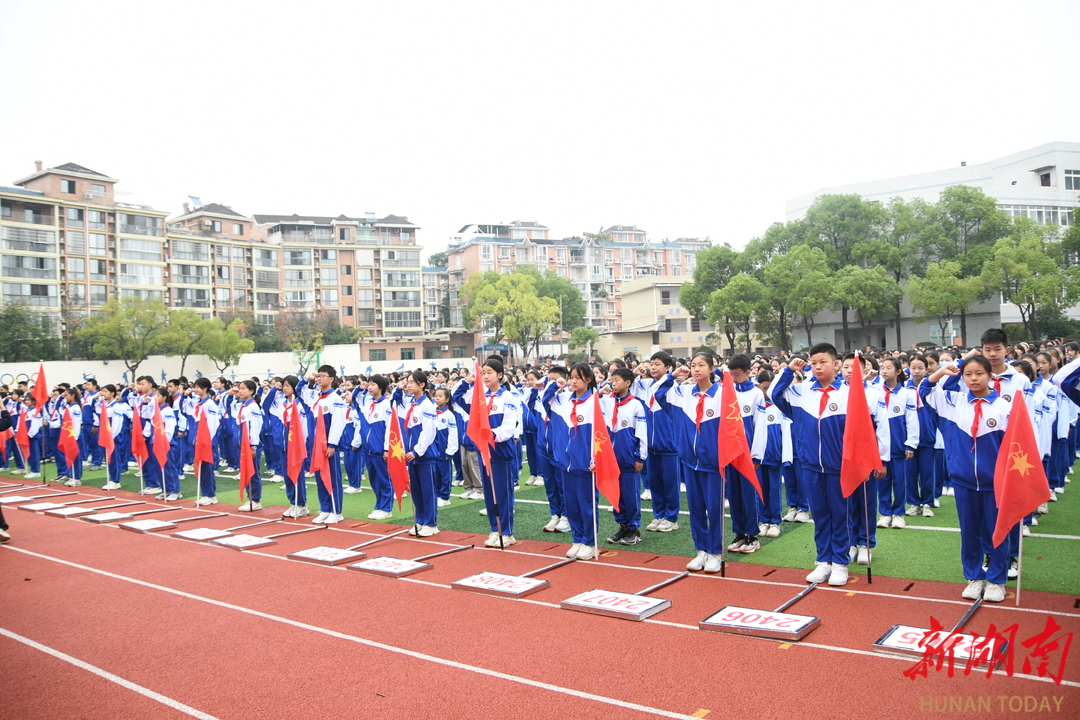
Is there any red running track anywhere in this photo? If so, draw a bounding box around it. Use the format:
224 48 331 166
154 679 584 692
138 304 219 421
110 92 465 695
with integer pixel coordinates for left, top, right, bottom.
2 489 1079 719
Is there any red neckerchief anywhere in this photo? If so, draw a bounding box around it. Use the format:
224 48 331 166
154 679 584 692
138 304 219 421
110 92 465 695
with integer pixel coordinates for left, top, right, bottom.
611 393 634 427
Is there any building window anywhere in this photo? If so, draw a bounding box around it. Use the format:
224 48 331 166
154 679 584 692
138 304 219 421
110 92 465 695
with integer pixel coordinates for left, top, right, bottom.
343 306 353 317
232 223 243 236
342 285 352 296
691 318 701 332
121 288 162 301
1041 172 1051 187
384 311 421 328
321 289 339 307
120 263 162 286
340 264 351 275
339 227 350 241
661 290 671 306
67 283 86 306
320 249 337 262
91 183 106 197
233 247 245 263
286 250 312 265
320 268 338 284
369 349 386 361
217 265 230 281
256 292 279 311
356 250 375 265
357 289 374 306
358 308 375 325
173 264 210 285
662 318 672 333
255 271 279 289
60 179 76 193
171 239 209 262
67 257 85 280
65 231 85 254
216 288 231 306
88 210 106 230
119 238 161 261
90 259 107 281
211 220 222 233
255 249 277 267
1067 170 1080 191
89 234 107 255
233 289 247 307
453 346 467 358
401 348 415 360
66 208 84 227
90 285 108 306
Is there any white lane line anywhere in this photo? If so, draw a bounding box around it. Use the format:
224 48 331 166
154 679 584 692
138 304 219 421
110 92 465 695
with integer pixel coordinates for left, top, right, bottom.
2 546 699 720
0 627 221 719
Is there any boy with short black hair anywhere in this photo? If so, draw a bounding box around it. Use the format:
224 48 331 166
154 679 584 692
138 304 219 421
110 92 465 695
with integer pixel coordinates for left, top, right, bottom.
602 367 648 545
632 351 682 533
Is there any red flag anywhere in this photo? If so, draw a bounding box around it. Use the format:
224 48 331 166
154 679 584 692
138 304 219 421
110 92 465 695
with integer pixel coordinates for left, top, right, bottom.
992 392 1050 548
286 401 307 483
309 403 332 493
0 424 10 462
151 402 170 471
15 407 31 462
193 402 214 476
387 403 410 509
58 407 80 465
465 360 494 476
31 363 48 410
238 404 255 503
718 371 763 499
591 391 621 512
98 400 114 465
131 399 149 466
841 352 884 498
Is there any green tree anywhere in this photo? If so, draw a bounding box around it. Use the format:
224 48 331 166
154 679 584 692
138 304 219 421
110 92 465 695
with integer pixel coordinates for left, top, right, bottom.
981 218 1074 342
932 185 1011 342
76 297 174 376
709 273 769 353
461 271 546 353
513 266 586 333
761 244 828 352
427 251 448 267
907 261 982 346
831 266 902 349
504 293 561 360
201 318 256 374
218 312 287 353
0 305 64 362
164 308 218 378
568 326 599 353
679 244 740 329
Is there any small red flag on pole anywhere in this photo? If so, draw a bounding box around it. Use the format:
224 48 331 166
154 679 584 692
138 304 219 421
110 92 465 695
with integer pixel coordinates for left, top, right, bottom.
466 360 494 477
15 407 31 462
992 392 1049 548
31 363 48 409
718 371 763 499
286 401 308 483
590 391 621 512
193 403 215 477
841 352 884 498
98 400 114 466
238 406 254 503
130 401 149 467
309 404 331 493
58 407 80 466
387 404 410 509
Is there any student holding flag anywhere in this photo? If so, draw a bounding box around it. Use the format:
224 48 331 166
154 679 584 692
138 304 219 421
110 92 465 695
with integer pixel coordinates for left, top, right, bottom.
20 395 43 479
631 352 682 533
600 367 648 545
234 379 265 512
433 387 459 508
387 371 440 536
96 384 131 491
720 355 768 555
360 375 395 520
58 387 85 487
190 378 221 505
278 375 311 518
301 367 346 523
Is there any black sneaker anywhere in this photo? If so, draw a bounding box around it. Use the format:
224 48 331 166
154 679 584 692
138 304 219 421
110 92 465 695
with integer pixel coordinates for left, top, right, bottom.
727 534 749 552
619 528 642 545
606 525 629 544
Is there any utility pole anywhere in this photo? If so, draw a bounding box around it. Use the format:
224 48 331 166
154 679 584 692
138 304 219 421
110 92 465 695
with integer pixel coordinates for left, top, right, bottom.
559 295 564 359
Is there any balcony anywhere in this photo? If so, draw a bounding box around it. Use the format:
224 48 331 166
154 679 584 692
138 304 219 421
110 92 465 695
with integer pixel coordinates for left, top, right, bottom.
120 223 164 237
2 266 57 280
381 258 419 267
385 299 421 308
1 208 55 225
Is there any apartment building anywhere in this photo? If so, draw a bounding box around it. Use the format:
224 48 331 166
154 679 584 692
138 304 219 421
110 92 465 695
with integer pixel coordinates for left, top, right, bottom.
1 162 170 334
445 221 709 335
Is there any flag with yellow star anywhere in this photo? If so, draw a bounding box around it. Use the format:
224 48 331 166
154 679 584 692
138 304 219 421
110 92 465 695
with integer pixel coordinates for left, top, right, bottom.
591 391 621 512
388 403 410 510
58 407 80 465
992 391 1049 547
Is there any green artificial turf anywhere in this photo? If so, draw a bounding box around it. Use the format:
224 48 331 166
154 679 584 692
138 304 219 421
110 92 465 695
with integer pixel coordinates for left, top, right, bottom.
6 455 1079 595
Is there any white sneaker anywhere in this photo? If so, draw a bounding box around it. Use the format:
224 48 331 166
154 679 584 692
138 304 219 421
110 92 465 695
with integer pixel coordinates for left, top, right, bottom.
281 505 298 518
806 562 831 583
182 464 194 473
904 505 918 516
681 483 686 492
525 475 536 485
566 542 583 558
1053 487 1065 494
640 489 652 500
891 516 906 529
418 525 440 537
758 523 769 536
554 516 571 533
500 534 517 547
877 515 892 528
195 496 218 506
703 554 723 573
782 508 798 522
408 525 420 536
794 511 811 523
484 532 502 548
921 506 935 517
576 545 597 560
962 579 985 600
437 498 451 507
765 524 781 538
65 478 82 487
368 510 392 520
645 518 662 531
23 471 40 479
479 508 488 516
933 499 941 508
1049 491 1059 502
9 468 25 475
324 513 344 524
1037 502 1049 515
828 564 849 586
543 515 560 532
343 486 363 494
1030 516 1038 526
983 582 1006 602
165 493 181 501
1008 559 1019 578
269 475 285 483
856 546 870 565
657 519 679 532
312 512 330 523
533 477 544 486
686 550 708 571
293 506 310 517
237 500 262 512
139 487 159 495
1022 525 1031 536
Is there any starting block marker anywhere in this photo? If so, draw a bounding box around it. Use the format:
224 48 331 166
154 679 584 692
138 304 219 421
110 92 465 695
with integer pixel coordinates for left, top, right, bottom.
211 524 327 551
119 512 228 533
1 491 78 505
45 501 143 518
872 597 1006 667
288 528 410 566
172 518 281 542
0 485 26 493
701 583 821 641
453 557 577 598
562 571 689 622
20 496 116 513
82 506 182 524
347 544 473 578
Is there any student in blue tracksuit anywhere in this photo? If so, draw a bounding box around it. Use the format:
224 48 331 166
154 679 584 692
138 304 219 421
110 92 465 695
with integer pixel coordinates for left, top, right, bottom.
601 367 648 545
544 362 601 559
360 375 395 520
906 355 938 516
921 355 1012 603
876 357 919 528
772 343 886 587
59 388 84 485
153 387 184 501
189 378 220 505
654 353 729 573
44 387 64 464
433 387 459 508
276 375 311 518
259 379 286 484
81 378 104 470
97 384 131 491
528 367 568 533
300 366 346 524
233 380 265 512
455 357 520 549
631 351 682 533
388 371 440 536
722 354 768 555
756 369 791 538
521 374 543 486
21 396 42 479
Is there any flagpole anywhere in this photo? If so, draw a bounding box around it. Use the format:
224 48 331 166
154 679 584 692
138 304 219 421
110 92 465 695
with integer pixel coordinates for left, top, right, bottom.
591 469 599 561
1015 525 1023 607
719 472 726 578
484 459 504 549
863 480 873 584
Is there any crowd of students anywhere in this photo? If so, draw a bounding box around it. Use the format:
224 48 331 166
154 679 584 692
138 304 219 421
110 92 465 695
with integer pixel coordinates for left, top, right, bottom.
0 329 1072 603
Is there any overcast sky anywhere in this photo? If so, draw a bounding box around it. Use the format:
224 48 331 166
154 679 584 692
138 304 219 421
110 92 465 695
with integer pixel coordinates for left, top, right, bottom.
2 1 1077 259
